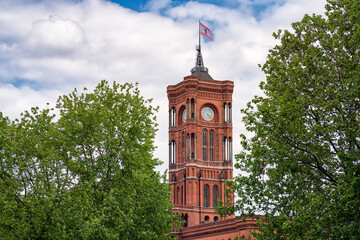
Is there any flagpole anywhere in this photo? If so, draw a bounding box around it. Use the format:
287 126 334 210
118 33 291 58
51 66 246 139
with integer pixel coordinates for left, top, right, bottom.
198 21 201 48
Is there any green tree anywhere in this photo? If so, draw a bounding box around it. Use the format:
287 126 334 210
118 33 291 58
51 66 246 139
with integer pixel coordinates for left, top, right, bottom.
0 80 178 239
219 0 360 239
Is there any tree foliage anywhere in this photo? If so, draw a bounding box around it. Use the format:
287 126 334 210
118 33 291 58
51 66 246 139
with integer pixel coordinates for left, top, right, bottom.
220 0 360 239
0 80 178 239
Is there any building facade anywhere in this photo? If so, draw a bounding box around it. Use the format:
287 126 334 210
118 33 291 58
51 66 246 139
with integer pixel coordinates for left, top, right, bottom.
167 46 257 239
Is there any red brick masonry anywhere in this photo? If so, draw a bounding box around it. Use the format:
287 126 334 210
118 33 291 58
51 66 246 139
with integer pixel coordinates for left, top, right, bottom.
175 217 258 240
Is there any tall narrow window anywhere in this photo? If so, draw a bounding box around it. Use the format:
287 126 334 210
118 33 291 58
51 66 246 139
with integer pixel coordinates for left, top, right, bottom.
186 134 190 159
229 137 232 161
213 185 218 207
186 99 190 120
181 186 183 205
169 140 176 165
169 107 176 126
228 103 232 123
209 130 214 161
191 98 196 119
169 109 171 126
191 133 196 159
224 137 232 162
230 138 233 162
177 187 180 204
223 103 231 123
202 129 207 161
182 132 185 162
204 184 209 207
224 137 227 161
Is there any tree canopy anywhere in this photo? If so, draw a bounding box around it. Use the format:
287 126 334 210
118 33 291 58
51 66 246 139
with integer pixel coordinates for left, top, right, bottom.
219 0 360 239
0 80 178 239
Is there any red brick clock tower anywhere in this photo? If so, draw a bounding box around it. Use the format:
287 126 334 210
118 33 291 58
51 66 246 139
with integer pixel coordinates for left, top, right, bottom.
167 45 234 228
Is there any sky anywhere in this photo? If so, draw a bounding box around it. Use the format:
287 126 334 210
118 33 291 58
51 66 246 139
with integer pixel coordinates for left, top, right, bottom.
0 0 328 174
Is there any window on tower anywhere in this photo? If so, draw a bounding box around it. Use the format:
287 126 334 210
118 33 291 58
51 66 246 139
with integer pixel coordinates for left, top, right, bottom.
228 103 232 122
224 137 232 162
223 103 232 123
190 98 196 119
169 140 176 165
204 184 209 207
213 185 218 207
169 107 176 126
190 133 195 159
181 186 183 205
182 131 185 162
202 129 207 161
186 133 190 159
177 187 180 204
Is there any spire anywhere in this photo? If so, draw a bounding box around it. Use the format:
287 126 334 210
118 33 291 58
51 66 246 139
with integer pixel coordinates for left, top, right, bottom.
195 45 204 68
190 45 213 80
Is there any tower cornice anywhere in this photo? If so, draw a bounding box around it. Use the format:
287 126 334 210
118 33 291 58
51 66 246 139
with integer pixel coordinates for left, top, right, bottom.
167 77 234 102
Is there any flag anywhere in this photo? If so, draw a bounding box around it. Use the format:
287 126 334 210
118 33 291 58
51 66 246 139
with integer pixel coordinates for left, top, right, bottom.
200 22 213 40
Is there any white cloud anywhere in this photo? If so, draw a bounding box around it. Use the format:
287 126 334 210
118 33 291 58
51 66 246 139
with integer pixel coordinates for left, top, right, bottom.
0 0 328 175
0 84 61 119
24 15 86 56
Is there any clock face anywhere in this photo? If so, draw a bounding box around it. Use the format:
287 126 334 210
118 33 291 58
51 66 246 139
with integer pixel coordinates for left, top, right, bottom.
201 107 214 121
182 109 187 123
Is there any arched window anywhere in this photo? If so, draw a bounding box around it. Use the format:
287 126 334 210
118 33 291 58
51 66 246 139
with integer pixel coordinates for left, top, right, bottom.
204 216 210 221
204 184 209 207
223 103 232 123
177 187 180 204
228 103 232 122
191 133 196 159
191 98 196 119
229 137 232 161
186 99 190 120
169 140 176 165
202 129 207 161
180 214 185 228
213 216 219 222
209 130 214 161
186 133 190 159
224 137 228 161
169 107 176 126
182 131 185 162
224 137 232 162
184 214 188 227
181 186 183 205
213 185 218 207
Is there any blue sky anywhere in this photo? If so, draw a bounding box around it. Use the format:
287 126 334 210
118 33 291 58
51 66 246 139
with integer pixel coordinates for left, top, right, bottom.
107 0 283 19
109 0 235 11
0 0 327 173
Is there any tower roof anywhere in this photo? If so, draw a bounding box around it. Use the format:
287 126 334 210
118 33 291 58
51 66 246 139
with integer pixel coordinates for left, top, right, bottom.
190 45 213 80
